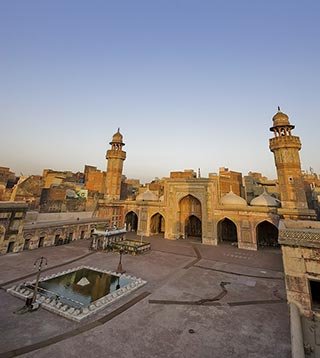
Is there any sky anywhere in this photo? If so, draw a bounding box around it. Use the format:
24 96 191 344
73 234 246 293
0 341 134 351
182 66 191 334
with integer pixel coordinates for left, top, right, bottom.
1 0 319 182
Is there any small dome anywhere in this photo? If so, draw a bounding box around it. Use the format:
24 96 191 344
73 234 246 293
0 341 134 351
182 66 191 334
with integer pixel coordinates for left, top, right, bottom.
221 191 247 206
250 190 280 207
136 189 158 201
272 109 290 127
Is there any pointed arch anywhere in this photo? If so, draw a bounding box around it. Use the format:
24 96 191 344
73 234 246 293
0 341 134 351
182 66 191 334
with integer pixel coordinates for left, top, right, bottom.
217 218 238 243
179 195 202 240
179 194 202 219
185 215 202 238
23 233 33 250
256 220 279 248
125 211 138 232
150 213 165 235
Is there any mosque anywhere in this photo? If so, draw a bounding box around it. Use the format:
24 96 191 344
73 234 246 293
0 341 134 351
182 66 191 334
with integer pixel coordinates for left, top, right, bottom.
97 109 317 250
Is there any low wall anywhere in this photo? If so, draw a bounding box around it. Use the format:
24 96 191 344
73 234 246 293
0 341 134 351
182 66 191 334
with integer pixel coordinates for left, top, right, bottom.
25 211 94 223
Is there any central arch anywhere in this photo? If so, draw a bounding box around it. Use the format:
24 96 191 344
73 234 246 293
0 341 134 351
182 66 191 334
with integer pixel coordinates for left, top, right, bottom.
150 213 165 235
218 218 238 243
256 221 279 248
179 194 202 240
125 211 138 232
185 215 202 238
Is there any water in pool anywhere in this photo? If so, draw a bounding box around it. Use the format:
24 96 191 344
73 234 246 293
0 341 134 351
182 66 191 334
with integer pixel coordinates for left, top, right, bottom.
29 268 132 309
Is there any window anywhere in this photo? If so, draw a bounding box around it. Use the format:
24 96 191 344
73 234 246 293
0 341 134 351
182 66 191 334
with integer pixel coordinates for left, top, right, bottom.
23 239 30 250
68 232 73 243
38 236 45 248
7 242 14 253
310 280 320 310
54 234 60 245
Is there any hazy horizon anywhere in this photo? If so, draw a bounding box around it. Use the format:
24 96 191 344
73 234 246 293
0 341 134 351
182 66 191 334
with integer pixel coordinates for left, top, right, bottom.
1 1 319 183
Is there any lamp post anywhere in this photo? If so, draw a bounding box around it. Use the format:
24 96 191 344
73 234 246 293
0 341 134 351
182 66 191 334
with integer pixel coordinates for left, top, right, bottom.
31 256 47 304
116 247 126 274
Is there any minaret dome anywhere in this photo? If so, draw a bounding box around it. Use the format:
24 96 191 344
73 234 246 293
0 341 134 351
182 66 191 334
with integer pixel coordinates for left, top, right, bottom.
270 107 294 136
110 128 124 145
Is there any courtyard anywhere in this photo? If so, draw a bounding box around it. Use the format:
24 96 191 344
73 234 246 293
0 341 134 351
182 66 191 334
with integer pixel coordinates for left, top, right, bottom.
0 234 291 358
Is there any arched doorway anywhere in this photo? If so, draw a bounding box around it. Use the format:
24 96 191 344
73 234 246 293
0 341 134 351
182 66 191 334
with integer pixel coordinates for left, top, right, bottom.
256 221 279 248
179 195 202 239
218 218 238 243
185 215 202 239
150 213 165 235
125 211 138 232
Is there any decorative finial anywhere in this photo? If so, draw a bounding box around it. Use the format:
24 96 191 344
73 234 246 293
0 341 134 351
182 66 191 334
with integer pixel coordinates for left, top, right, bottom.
117 127 120 133
277 106 280 111
198 168 201 178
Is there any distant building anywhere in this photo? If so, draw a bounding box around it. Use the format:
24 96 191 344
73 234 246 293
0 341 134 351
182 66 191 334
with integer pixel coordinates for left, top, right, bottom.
218 167 244 197
244 171 279 203
0 167 17 201
0 166 16 186
10 175 43 209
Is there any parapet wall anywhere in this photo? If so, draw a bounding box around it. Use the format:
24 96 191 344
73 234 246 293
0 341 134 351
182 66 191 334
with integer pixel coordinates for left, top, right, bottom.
25 211 94 223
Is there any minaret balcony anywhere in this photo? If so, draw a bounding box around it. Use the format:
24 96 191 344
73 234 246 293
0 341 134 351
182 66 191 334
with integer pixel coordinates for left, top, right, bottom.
106 150 126 160
269 136 301 151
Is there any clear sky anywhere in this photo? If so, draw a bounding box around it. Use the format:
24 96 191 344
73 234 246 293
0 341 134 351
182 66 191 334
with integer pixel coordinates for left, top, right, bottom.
1 0 319 182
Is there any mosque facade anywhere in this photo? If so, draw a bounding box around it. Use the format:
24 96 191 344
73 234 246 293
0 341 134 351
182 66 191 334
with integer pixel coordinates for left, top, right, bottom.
97 109 316 250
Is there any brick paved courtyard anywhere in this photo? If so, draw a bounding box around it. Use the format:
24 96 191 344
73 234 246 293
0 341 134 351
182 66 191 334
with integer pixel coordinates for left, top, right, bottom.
0 235 291 358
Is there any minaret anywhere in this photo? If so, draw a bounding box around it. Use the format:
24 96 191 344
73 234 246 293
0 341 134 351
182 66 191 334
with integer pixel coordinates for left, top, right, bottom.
105 129 126 201
269 108 308 210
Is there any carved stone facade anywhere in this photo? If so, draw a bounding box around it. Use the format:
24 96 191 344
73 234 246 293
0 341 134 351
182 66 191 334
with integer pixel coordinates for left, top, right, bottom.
279 220 320 317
